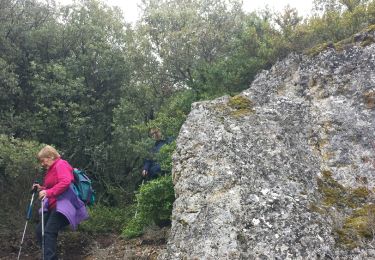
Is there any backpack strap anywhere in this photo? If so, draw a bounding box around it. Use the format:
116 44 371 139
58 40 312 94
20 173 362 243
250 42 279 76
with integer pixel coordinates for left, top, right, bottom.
86 188 92 205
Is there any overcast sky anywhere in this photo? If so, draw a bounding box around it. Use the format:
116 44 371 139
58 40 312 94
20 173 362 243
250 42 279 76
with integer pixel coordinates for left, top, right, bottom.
58 0 314 23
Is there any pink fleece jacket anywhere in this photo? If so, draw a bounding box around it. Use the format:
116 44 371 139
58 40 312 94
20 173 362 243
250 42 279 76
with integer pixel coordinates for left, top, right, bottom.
43 158 74 210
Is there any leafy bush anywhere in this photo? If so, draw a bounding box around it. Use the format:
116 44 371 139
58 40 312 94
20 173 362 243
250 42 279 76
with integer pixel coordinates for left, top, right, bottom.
0 135 43 179
147 90 195 137
122 215 146 238
0 135 44 229
156 141 176 173
80 204 134 234
122 175 175 238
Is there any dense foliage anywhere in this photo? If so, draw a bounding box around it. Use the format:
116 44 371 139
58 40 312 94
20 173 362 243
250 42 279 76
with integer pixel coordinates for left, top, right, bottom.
0 135 43 229
123 175 175 238
1 0 374 236
80 205 135 233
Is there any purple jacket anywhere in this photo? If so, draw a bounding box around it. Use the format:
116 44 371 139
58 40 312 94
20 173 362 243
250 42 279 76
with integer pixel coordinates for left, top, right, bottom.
41 184 89 230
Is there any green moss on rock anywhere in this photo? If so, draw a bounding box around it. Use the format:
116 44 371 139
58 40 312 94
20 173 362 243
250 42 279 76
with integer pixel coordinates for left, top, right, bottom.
351 187 370 200
317 170 348 207
334 36 354 52
228 95 254 117
305 42 335 57
228 95 253 110
318 172 370 208
305 25 375 56
316 170 375 248
337 204 375 248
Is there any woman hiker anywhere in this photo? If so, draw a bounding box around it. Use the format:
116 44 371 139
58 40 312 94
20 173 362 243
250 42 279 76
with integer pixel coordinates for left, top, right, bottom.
33 145 88 259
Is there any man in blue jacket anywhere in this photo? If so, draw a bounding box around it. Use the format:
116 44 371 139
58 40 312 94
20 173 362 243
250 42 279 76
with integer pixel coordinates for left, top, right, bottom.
141 128 173 179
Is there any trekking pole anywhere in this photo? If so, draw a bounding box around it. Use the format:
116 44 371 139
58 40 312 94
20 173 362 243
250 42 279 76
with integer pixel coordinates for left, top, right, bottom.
17 185 38 260
134 179 144 218
41 198 45 260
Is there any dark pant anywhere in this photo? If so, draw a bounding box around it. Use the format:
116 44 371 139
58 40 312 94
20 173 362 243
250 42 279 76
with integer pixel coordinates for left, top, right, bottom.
36 209 69 260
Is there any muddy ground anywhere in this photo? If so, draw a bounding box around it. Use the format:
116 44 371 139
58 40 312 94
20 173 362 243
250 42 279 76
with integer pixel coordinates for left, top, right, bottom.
0 226 168 260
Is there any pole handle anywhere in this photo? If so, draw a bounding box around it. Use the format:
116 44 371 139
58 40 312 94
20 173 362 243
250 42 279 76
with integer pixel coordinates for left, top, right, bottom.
30 182 38 194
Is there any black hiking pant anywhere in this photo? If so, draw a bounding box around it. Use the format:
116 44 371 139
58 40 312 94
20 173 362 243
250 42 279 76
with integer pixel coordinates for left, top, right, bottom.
35 209 69 260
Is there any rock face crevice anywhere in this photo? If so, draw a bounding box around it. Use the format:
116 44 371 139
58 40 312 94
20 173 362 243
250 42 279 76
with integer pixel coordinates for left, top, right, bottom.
160 31 375 259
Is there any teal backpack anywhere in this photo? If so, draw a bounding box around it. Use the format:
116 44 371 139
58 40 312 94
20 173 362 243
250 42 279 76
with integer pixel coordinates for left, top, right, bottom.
72 168 95 206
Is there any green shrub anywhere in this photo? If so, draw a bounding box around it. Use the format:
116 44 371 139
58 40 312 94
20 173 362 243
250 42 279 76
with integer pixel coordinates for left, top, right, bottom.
0 135 43 179
0 135 44 230
122 215 147 238
146 90 195 137
80 204 135 234
156 141 176 173
122 175 175 238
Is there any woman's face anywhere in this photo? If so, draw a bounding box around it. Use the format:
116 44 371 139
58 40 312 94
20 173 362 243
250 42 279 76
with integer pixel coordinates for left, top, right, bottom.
39 157 55 169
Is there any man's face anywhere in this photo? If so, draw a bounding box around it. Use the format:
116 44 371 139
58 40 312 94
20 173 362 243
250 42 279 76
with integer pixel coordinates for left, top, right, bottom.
150 129 161 140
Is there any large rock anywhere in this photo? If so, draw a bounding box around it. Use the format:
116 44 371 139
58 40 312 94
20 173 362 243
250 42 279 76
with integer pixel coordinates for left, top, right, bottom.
160 30 375 259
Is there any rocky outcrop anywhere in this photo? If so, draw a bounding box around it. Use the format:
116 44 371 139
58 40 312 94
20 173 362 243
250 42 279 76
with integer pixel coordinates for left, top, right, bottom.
160 29 375 259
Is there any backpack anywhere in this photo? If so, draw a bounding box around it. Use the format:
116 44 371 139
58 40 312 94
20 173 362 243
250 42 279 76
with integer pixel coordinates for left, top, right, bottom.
72 168 95 206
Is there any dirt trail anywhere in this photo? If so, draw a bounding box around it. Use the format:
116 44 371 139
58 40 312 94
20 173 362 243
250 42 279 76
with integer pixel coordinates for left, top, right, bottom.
1 227 168 260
